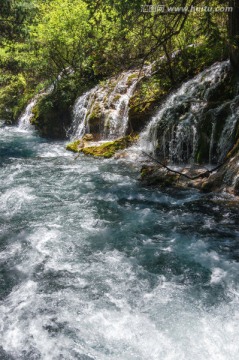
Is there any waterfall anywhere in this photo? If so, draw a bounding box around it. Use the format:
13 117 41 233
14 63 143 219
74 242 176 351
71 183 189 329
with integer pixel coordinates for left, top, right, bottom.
209 121 216 165
217 94 239 162
139 61 235 164
18 97 38 130
18 85 54 130
70 66 151 140
70 89 97 139
18 69 74 131
104 71 140 138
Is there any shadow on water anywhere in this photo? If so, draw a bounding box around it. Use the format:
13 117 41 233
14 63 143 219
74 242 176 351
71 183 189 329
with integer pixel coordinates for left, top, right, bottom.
0 127 37 161
0 347 14 360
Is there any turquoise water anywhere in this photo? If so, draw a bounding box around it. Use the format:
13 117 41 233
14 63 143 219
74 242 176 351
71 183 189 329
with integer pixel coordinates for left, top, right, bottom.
0 124 239 360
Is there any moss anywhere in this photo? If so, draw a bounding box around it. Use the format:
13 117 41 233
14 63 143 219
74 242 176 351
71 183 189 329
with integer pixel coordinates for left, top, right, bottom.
87 103 104 134
30 74 97 139
31 82 76 138
128 43 228 134
66 139 85 152
82 135 138 158
126 73 138 86
112 94 121 103
89 102 101 117
82 143 117 158
66 135 138 158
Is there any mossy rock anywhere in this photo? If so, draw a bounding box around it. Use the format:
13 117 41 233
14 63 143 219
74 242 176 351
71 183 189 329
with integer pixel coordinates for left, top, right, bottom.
112 94 121 104
126 73 138 86
83 133 94 141
66 139 85 152
82 135 138 158
31 75 95 139
87 103 104 134
66 135 138 158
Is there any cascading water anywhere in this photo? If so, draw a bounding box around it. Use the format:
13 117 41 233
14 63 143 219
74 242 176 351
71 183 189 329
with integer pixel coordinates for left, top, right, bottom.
139 61 238 164
217 94 239 162
18 69 74 132
70 67 151 140
104 71 140 138
18 85 54 131
18 97 39 131
70 89 97 139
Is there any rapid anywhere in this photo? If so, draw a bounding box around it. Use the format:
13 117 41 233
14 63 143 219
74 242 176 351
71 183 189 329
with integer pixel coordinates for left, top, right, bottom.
0 122 239 359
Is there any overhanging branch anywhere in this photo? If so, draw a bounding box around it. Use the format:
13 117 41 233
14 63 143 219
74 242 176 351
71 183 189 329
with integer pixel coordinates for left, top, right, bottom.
142 151 227 180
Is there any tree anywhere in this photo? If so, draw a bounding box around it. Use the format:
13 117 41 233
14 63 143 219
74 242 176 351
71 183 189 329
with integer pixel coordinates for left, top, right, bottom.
228 0 239 70
0 0 37 44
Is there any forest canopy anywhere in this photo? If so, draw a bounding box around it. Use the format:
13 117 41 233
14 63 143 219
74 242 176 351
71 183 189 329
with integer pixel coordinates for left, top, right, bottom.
0 0 237 121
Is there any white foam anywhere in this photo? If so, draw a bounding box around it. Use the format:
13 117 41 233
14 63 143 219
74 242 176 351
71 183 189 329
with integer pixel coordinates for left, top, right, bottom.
0 186 36 218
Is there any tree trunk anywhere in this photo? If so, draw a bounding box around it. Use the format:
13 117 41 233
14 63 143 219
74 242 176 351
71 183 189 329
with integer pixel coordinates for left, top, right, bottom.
229 0 239 70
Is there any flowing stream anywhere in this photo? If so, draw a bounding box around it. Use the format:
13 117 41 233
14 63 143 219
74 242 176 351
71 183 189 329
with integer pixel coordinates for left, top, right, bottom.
0 122 239 360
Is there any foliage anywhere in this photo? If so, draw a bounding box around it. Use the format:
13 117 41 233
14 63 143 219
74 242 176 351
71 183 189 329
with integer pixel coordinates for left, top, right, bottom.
128 42 228 130
0 71 28 121
31 75 85 138
0 0 235 124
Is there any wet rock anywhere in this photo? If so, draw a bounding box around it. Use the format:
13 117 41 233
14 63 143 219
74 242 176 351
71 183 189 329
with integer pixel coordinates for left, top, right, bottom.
234 177 239 196
82 133 94 141
81 135 138 158
87 103 104 135
66 139 85 152
114 150 129 159
141 165 180 187
139 163 232 193
201 138 239 195
200 171 226 192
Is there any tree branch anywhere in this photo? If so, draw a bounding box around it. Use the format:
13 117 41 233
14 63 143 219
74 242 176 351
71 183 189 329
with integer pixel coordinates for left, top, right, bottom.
142 151 228 180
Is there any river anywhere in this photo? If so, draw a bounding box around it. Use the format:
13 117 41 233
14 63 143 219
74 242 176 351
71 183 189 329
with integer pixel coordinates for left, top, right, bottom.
0 123 239 360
